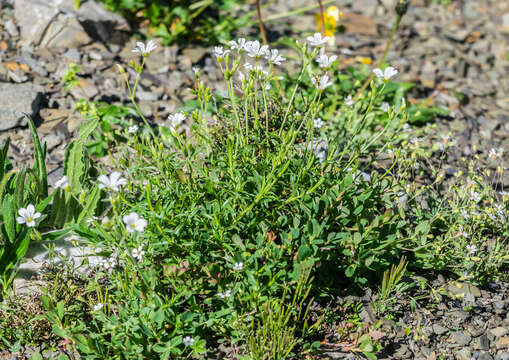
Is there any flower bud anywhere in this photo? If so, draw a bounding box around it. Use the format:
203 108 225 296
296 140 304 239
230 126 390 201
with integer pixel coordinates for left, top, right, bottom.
395 0 409 17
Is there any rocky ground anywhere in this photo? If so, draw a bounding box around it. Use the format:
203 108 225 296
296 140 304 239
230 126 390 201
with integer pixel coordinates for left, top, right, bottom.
0 0 508 358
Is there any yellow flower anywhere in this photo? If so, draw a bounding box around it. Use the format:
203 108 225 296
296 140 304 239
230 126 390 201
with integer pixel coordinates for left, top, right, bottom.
315 6 342 43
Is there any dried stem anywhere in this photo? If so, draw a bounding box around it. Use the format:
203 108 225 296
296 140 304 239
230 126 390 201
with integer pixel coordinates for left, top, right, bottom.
256 0 268 45
318 0 325 35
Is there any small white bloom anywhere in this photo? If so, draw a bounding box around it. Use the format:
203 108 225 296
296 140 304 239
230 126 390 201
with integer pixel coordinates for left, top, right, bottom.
265 83 272 91
265 49 286 65
86 216 98 224
98 172 127 192
228 38 247 52
93 303 104 311
402 123 412 132
168 112 186 130
233 262 244 271
183 336 195 347
488 148 504 161
313 118 324 129
55 176 70 191
344 95 354 107
460 209 470 219
132 40 157 56
311 74 333 91
128 125 139 133
212 46 230 60
123 212 147 233
307 33 330 47
131 245 146 262
101 216 112 227
218 289 232 299
245 41 269 59
381 102 390 113
466 244 478 254
16 204 41 227
373 66 398 81
315 54 337 68
469 191 481 203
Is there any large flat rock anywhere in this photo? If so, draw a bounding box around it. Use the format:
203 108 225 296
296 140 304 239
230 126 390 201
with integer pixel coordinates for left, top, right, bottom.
0 83 44 131
15 0 130 47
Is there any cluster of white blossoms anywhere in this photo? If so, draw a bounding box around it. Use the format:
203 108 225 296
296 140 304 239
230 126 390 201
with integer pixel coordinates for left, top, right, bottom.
128 125 139 133
217 289 232 299
16 204 41 227
488 147 504 161
98 172 127 192
232 262 244 271
168 112 187 130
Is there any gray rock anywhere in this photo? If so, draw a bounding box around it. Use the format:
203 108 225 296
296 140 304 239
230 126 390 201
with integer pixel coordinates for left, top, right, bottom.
451 331 472 346
433 324 449 335
0 83 44 131
489 327 508 338
476 352 494 360
14 0 129 47
63 48 81 63
456 348 471 360
472 334 490 350
5 19 19 37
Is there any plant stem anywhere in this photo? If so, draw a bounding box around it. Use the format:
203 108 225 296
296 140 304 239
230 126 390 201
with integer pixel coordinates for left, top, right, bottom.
354 15 402 100
256 0 268 45
318 0 325 35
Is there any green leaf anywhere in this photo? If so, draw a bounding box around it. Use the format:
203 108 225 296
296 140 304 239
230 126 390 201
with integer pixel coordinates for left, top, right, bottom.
76 186 100 225
64 141 86 196
26 115 48 198
2 194 15 242
345 264 356 277
78 118 100 141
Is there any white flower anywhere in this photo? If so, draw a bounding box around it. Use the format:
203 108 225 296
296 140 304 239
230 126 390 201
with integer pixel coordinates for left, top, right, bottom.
128 125 139 133
101 216 112 227
469 191 481 203
98 172 127 192
132 40 157 56
245 41 269 59
123 212 147 233
311 74 333 91
488 148 504 160
16 204 41 227
466 244 478 254
86 216 98 224
212 46 230 60
168 112 186 130
183 336 195 347
93 303 104 311
131 245 145 262
373 66 398 81
101 255 116 271
233 262 244 271
228 38 247 52
307 33 330 47
218 289 232 299
402 123 412 132
315 54 337 68
55 176 70 191
265 49 286 65
345 95 354 107
381 102 390 113
313 118 324 129
460 209 470 219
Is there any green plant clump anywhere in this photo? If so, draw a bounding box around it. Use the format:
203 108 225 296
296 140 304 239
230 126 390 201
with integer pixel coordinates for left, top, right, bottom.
0 33 507 358
94 0 247 45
